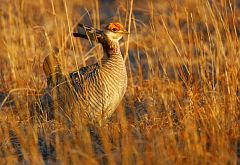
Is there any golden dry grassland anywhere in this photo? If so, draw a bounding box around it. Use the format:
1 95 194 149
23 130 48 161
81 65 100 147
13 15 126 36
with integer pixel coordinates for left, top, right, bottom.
0 0 239 164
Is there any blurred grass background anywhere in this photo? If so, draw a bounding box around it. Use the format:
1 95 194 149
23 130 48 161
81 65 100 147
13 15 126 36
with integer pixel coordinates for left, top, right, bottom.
0 0 239 164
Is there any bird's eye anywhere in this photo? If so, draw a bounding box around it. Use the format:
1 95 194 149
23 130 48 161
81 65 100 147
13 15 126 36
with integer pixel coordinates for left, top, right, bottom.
112 28 118 32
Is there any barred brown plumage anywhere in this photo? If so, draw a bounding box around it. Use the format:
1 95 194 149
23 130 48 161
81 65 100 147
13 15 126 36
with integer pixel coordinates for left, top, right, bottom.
37 23 129 125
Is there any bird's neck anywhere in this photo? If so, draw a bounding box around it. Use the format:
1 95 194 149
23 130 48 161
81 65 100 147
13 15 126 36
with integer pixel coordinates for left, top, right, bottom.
101 39 122 61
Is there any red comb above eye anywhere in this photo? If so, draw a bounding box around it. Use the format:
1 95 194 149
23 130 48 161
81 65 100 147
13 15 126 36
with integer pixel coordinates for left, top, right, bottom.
108 23 123 31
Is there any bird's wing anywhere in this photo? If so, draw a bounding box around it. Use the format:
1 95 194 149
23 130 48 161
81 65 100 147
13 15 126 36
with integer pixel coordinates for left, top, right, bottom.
69 63 99 93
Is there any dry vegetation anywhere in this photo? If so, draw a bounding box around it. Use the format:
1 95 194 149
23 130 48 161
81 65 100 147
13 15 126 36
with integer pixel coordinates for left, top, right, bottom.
0 0 239 164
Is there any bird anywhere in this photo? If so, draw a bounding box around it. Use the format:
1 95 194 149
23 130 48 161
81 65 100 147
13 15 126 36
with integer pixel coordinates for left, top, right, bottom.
37 22 129 125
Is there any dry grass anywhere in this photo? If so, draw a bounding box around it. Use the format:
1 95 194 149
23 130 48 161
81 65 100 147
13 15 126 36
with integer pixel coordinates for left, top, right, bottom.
0 0 239 164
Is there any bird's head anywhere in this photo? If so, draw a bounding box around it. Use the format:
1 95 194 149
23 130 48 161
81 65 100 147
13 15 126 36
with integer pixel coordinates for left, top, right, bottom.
73 22 129 43
103 23 129 42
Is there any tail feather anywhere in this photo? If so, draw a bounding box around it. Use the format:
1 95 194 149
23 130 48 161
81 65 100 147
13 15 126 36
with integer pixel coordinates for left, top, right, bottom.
43 55 67 87
43 55 61 78
40 55 70 122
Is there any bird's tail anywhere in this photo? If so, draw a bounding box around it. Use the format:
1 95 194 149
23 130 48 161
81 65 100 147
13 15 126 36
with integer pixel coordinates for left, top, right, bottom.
43 55 61 78
43 55 66 87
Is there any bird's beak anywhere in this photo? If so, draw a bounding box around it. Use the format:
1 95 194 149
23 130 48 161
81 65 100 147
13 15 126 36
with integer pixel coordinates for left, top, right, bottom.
73 23 103 42
120 29 130 35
